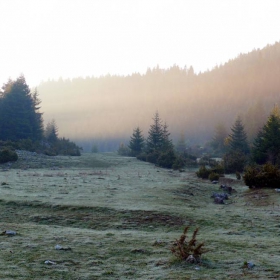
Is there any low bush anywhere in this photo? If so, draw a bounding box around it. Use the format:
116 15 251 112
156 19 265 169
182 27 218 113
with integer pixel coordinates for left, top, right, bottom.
208 172 220 182
211 163 224 175
0 148 18 163
236 171 241 180
146 151 160 164
196 165 212 179
243 163 280 188
157 149 176 168
197 163 224 181
172 155 186 170
117 143 130 156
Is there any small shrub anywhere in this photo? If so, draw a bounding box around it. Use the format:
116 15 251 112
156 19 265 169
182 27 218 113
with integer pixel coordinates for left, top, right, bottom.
172 155 186 170
0 148 18 163
243 163 280 188
157 149 176 168
211 163 224 175
171 227 208 263
208 172 219 182
44 148 58 156
196 165 212 179
146 151 160 164
117 143 130 156
236 171 241 180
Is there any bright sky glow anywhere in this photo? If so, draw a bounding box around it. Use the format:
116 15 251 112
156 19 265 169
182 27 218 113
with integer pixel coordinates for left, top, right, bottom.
0 0 279 87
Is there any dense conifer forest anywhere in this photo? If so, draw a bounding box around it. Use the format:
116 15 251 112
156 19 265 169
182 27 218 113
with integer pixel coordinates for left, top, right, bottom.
38 42 280 151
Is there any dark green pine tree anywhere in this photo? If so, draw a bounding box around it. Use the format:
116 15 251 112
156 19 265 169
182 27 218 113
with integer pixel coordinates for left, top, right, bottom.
44 119 59 144
211 123 228 155
31 89 44 140
252 129 267 164
162 122 174 151
223 116 249 173
146 111 164 153
0 76 43 141
128 126 145 156
228 116 250 154
252 106 280 165
157 121 176 168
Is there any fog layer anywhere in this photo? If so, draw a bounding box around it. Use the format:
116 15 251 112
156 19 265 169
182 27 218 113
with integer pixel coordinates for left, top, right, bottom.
38 42 280 146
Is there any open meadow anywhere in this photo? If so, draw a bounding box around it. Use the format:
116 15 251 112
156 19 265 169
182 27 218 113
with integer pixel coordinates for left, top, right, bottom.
0 152 280 279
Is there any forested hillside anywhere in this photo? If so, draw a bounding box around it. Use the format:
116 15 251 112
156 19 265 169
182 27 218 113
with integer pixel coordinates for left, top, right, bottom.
38 41 280 150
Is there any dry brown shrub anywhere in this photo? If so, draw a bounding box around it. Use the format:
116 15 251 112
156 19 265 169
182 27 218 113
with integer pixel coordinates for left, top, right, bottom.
170 227 208 263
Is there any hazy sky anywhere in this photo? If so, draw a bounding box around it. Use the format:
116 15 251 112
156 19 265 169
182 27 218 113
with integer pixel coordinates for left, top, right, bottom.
0 0 279 87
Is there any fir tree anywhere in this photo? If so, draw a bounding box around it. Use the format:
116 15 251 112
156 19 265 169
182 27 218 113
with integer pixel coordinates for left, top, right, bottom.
162 122 173 151
45 119 58 144
252 105 280 165
211 123 228 155
146 111 164 153
145 112 177 168
223 116 249 173
0 76 43 141
228 116 250 154
129 126 145 156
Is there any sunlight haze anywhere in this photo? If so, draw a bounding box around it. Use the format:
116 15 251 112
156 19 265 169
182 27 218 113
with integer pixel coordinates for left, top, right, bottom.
0 0 279 87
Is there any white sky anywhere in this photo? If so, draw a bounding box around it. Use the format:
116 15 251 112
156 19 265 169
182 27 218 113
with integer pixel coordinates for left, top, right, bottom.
0 0 279 87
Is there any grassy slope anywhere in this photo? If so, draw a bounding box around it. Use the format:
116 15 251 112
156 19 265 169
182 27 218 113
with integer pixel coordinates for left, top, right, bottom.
0 153 279 279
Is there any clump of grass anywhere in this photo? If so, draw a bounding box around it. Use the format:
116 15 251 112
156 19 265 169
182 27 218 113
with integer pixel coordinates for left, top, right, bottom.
170 226 208 264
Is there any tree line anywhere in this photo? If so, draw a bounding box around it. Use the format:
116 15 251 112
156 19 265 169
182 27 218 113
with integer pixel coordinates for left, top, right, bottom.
0 76 81 157
122 106 280 188
37 41 280 145
119 111 195 169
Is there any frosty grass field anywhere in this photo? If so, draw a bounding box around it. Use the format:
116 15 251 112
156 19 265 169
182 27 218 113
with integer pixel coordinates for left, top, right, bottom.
0 152 279 279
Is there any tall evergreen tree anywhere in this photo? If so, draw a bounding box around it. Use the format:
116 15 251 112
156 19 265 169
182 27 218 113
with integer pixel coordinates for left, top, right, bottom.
252 106 280 164
31 89 44 140
45 119 58 144
0 76 43 141
162 122 173 150
211 123 228 155
146 111 164 153
128 126 145 156
228 116 250 154
145 112 177 167
223 116 249 173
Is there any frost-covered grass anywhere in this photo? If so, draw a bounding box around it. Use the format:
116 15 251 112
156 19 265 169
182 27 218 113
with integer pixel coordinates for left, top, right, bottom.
0 153 280 279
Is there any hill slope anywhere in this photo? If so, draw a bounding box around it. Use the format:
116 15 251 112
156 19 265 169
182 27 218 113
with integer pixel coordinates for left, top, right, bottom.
38 41 280 147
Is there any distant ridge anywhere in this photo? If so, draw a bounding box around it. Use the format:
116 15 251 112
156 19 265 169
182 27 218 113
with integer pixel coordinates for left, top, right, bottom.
38 41 280 144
